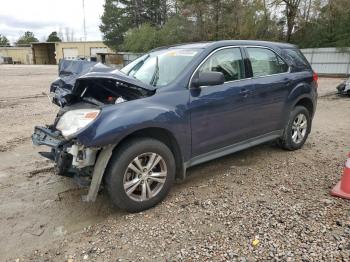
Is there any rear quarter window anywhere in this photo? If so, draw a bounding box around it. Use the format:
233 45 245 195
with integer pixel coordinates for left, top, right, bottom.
283 48 311 72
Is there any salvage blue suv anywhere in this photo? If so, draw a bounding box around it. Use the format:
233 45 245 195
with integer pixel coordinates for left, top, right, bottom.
32 40 318 212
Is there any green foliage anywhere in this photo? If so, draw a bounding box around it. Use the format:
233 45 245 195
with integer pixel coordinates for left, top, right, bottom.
123 24 159 52
100 0 130 51
0 34 10 46
292 0 350 48
100 0 350 52
123 16 195 52
16 31 38 46
157 16 195 46
100 0 169 51
47 31 62 42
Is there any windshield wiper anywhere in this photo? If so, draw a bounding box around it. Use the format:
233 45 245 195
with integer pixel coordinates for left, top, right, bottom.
150 56 159 87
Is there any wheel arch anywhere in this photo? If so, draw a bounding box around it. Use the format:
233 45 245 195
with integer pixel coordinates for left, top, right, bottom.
113 127 186 182
293 97 315 117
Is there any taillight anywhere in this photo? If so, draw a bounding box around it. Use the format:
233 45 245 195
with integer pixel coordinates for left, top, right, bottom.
313 72 318 88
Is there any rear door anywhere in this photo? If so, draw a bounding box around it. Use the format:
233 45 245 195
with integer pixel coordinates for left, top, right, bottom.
190 47 256 157
244 47 291 137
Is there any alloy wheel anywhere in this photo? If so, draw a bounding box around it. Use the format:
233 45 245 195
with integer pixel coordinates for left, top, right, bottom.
291 113 307 144
123 152 167 202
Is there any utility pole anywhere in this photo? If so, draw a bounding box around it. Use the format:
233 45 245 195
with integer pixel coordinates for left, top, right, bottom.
82 0 87 41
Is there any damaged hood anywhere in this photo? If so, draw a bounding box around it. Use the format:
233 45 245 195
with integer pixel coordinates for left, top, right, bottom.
52 59 113 91
77 69 156 91
51 59 154 107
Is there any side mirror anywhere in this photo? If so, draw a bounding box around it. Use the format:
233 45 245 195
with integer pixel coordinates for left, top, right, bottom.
191 72 225 88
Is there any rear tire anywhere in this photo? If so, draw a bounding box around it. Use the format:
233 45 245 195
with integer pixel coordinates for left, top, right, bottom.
105 137 175 212
279 105 311 151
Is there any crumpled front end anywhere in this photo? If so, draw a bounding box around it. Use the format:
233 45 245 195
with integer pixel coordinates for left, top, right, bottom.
50 59 114 107
32 123 114 202
32 121 116 203
32 125 99 185
50 59 154 108
32 59 155 201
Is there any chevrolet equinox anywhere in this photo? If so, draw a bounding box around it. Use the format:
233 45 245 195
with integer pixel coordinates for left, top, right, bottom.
32 40 318 212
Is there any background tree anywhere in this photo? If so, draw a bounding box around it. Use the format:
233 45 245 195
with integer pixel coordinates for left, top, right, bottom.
64 27 75 41
47 31 62 42
100 0 130 50
0 34 10 46
123 24 159 52
292 0 350 47
100 0 350 52
277 0 302 42
157 15 194 46
100 0 172 51
123 15 195 52
15 31 39 46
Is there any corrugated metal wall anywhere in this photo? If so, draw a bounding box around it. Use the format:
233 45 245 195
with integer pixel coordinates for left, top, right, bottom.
301 47 350 76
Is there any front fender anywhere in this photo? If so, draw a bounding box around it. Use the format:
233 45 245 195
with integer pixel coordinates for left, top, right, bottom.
76 98 189 150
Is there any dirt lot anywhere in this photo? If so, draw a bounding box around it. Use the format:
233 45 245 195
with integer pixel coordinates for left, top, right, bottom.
0 65 349 261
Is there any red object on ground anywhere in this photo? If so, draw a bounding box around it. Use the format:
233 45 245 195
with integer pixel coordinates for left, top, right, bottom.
331 152 350 200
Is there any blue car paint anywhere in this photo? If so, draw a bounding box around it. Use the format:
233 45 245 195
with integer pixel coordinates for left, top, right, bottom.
190 77 261 156
77 90 192 161
76 40 317 169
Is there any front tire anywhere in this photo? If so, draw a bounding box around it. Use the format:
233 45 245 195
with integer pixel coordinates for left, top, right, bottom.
105 138 175 212
279 105 311 151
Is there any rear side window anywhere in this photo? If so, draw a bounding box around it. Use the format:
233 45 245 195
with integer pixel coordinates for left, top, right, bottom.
246 47 289 77
283 48 311 71
199 48 245 82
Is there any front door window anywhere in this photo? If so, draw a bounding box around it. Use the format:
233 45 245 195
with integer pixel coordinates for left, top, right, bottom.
198 48 245 82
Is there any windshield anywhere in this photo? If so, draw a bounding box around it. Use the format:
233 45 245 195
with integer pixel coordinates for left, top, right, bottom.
120 48 200 87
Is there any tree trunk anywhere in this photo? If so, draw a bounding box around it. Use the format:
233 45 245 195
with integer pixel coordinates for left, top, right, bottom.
262 0 269 38
284 1 299 42
215 1 220 40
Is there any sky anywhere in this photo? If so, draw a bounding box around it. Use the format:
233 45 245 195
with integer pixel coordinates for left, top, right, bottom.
0 0 105 44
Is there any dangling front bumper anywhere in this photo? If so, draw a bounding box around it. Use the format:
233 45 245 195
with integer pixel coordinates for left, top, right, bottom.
32 126 113 202
32 126 66 148
32 126 74 177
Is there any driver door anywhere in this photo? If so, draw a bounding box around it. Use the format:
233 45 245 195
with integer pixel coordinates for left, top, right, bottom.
189 47 256 157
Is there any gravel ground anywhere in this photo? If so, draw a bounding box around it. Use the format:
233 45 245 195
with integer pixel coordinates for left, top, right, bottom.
0 65 349 261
